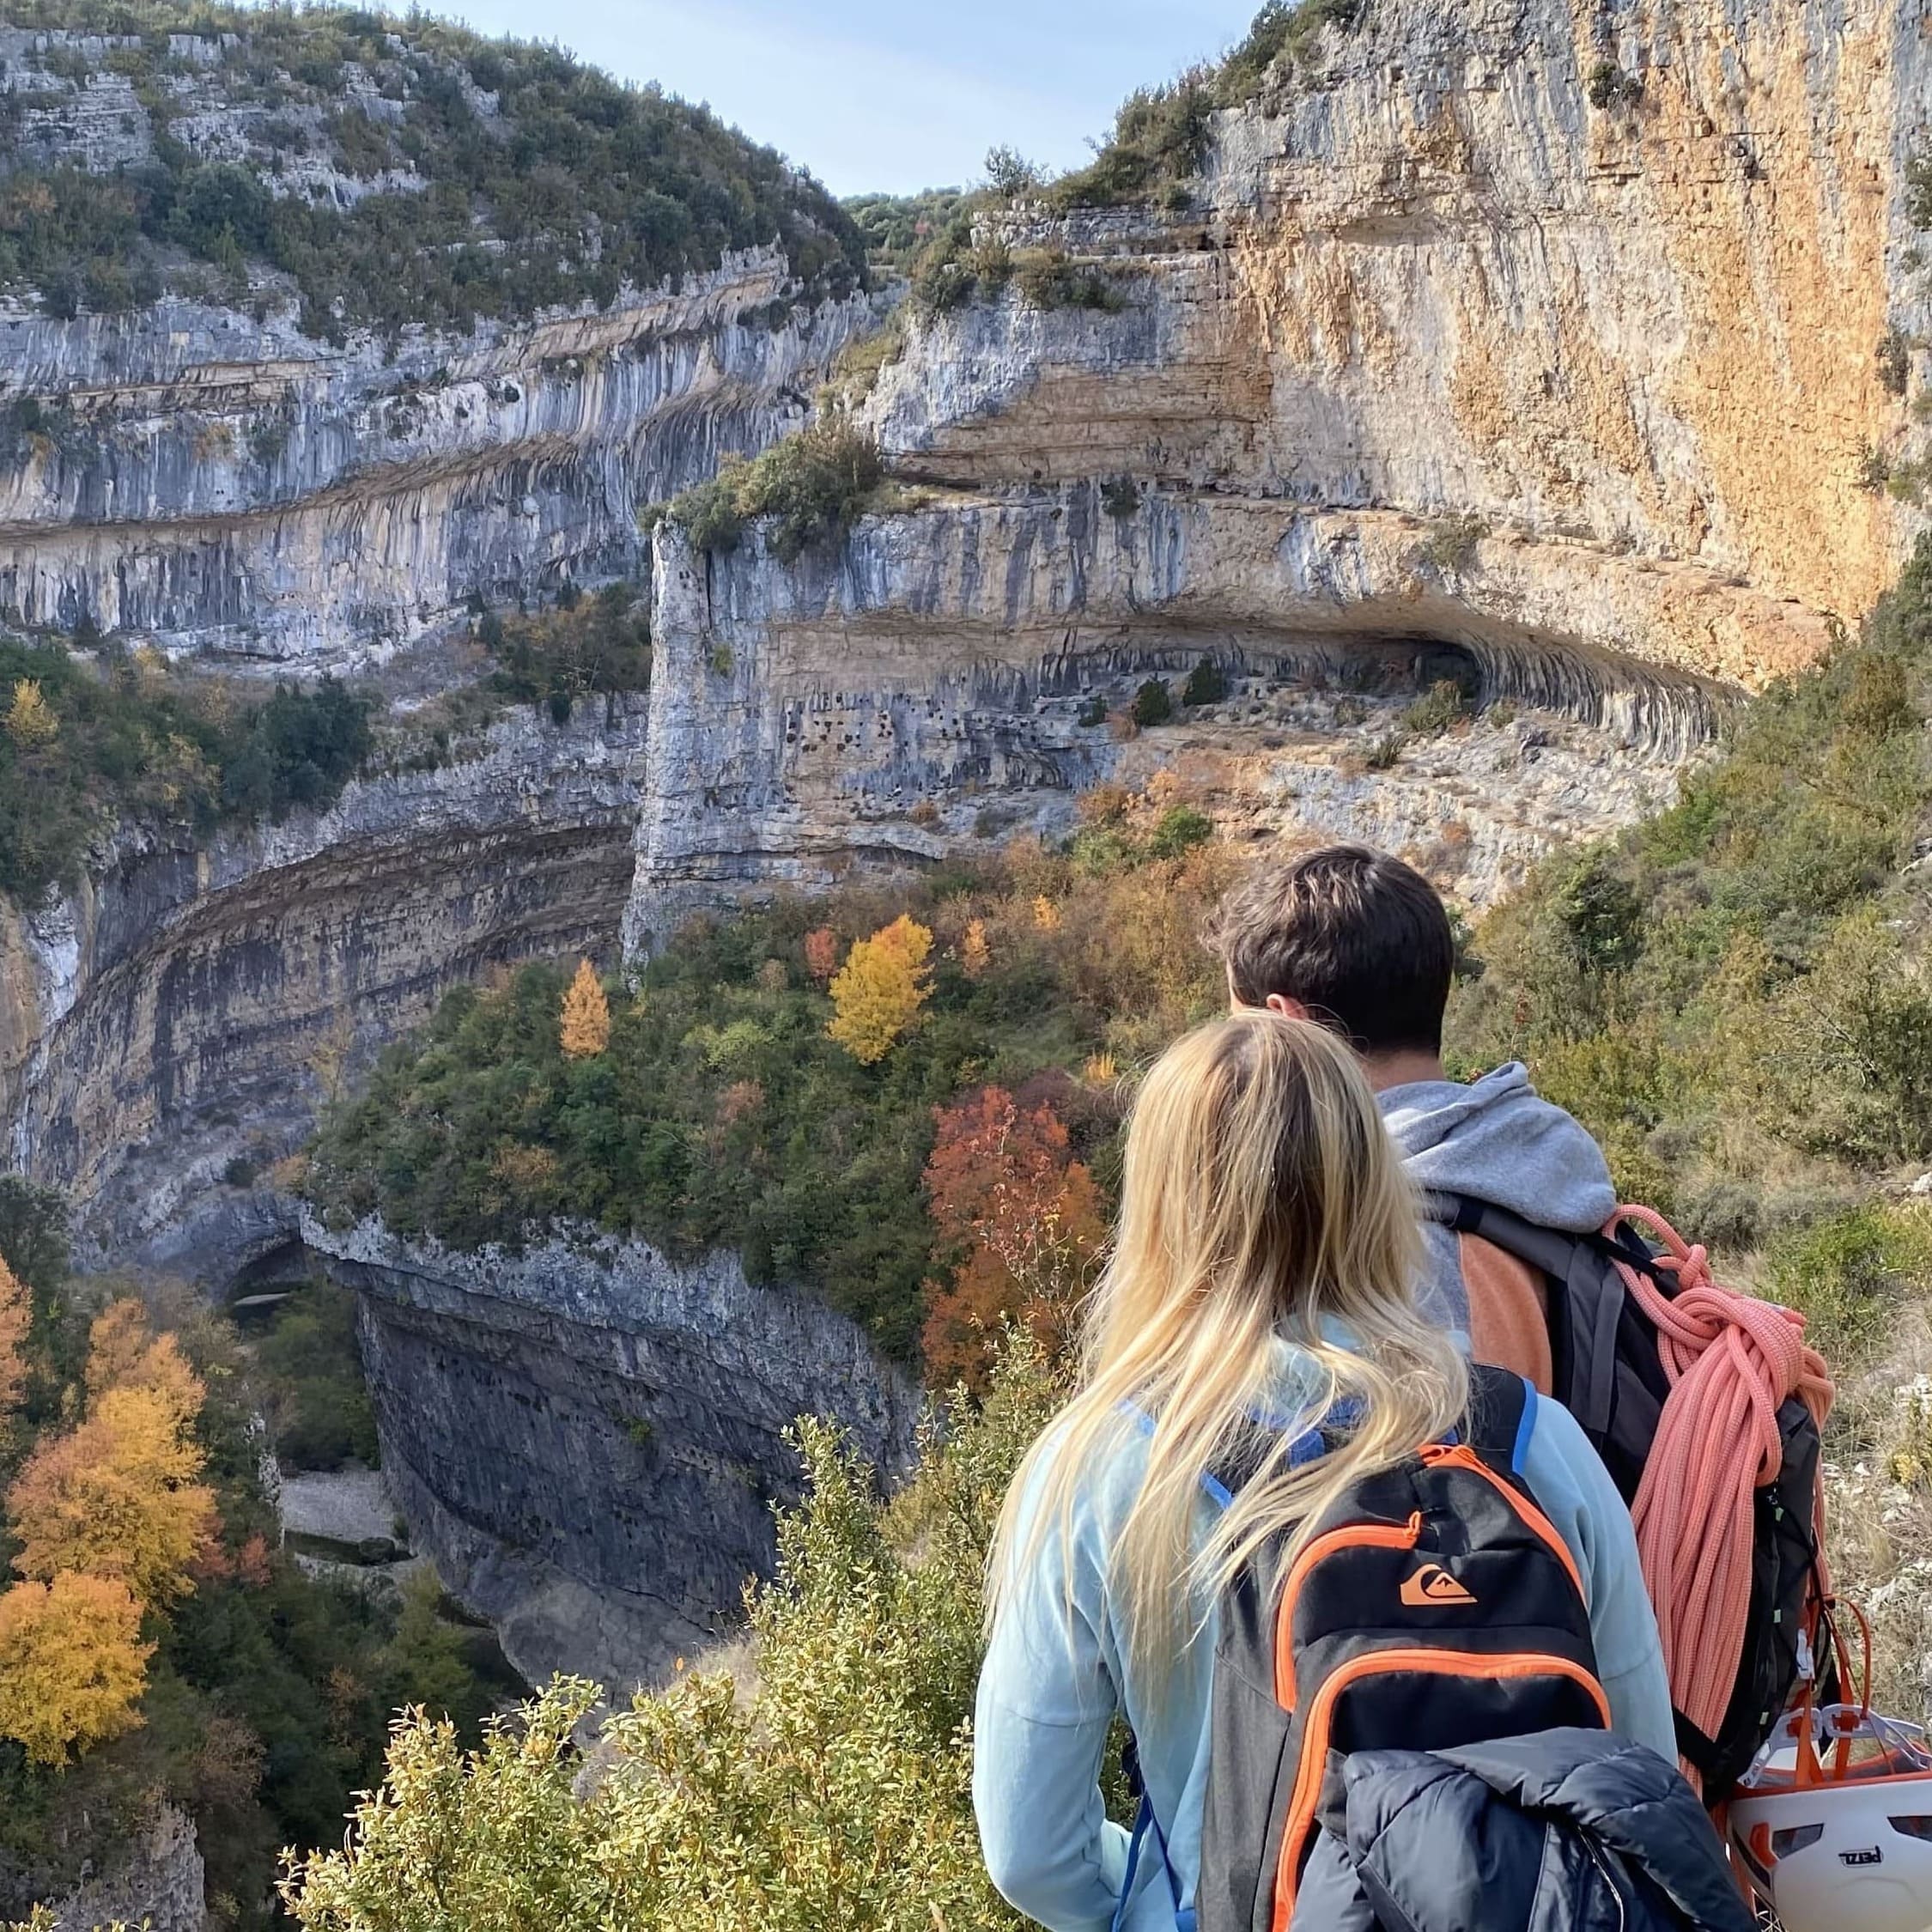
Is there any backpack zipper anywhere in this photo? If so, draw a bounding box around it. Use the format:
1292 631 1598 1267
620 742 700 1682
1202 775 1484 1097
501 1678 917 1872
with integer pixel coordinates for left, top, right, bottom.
1270 1648 1613 1931
1273 1513 1424 1709
1418 1443 1586 1598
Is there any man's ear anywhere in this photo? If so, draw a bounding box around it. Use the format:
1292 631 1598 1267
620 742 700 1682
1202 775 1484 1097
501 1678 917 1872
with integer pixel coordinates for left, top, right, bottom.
1263 993 1311 1022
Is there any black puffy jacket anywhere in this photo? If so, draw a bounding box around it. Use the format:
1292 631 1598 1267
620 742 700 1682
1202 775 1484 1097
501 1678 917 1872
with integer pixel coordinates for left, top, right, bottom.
1290 1727 1754 1932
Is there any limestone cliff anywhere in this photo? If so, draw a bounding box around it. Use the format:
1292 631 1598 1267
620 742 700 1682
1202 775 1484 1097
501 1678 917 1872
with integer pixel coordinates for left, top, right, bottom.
0 256 873 665
303 1212 920 1696
617 0 1932 948
3 696 647 1259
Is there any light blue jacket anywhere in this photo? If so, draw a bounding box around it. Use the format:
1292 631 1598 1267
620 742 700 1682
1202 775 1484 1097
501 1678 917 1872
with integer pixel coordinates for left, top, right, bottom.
972 1342 1675 1932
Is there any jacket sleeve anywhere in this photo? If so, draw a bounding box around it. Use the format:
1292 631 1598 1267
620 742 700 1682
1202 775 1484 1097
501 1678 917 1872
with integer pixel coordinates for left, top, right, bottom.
1515 1391 1678 1763
973 1444 1130 1932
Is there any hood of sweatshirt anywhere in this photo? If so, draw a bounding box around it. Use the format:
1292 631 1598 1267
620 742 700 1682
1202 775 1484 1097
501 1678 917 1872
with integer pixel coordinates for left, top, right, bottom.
1377 1061 1617 1234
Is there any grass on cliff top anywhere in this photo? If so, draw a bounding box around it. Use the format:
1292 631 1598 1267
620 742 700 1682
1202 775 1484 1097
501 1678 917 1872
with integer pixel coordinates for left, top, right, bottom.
0 3 867 342
0 638 376 907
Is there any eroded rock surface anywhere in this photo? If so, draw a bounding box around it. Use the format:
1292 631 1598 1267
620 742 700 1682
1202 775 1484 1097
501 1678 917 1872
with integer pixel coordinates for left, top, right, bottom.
305 1213 920 1696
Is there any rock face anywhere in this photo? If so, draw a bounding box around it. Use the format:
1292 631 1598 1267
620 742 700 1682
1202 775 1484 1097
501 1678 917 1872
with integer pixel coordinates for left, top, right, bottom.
620 0 1932 949
873 0 1929 677
0 255 873 665
27 1803 204 1932
3 696 647 1260
304 1212 921 1696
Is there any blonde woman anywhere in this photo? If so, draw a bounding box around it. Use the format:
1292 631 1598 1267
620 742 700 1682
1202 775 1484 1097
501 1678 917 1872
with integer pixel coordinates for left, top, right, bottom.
974 1011 1674 1932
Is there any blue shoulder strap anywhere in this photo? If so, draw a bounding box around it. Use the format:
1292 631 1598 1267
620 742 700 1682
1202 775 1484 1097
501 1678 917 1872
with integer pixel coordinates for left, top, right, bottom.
1113 1737 1194 1932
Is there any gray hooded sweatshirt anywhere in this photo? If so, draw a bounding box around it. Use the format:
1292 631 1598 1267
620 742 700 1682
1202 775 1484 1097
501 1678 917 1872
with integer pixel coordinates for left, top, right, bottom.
1377 1061 1617 1348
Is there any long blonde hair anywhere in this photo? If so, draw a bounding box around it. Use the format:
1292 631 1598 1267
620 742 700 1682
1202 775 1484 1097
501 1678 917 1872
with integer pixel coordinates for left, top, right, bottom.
987 1009 1468 1685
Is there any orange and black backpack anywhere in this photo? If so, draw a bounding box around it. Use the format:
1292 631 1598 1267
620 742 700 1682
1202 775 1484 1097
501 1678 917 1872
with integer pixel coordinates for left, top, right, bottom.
1191 1364 1611 1932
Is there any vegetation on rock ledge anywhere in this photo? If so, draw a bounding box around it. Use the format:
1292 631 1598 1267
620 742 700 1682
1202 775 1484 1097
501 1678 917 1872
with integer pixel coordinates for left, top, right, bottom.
0 639 375 906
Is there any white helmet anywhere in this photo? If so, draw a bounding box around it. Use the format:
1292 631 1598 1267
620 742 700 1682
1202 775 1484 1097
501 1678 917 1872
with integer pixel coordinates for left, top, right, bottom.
1731 1705 1932 1932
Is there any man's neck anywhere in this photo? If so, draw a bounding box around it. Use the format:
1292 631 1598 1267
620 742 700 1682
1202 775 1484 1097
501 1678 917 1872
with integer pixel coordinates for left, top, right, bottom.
1360 1048 1446 1095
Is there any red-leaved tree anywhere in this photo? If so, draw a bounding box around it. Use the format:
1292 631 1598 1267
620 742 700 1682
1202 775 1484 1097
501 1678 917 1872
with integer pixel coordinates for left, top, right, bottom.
920 1086 1107 1389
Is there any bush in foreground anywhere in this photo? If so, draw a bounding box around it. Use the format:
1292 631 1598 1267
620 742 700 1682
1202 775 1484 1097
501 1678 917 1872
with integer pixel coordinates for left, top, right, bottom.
280 1341 1066 1932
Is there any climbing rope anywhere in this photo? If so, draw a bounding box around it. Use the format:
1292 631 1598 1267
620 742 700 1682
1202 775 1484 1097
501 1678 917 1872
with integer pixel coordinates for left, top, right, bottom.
1605 1206 1835 1789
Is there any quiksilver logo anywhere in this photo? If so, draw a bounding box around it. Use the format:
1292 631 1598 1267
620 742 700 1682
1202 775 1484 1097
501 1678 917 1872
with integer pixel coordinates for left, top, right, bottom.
1400 1563 1476 1607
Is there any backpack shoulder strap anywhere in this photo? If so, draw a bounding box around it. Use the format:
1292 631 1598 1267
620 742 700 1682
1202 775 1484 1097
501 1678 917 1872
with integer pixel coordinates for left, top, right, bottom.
1435 1194 1630 1444
1461 1362 1534 1472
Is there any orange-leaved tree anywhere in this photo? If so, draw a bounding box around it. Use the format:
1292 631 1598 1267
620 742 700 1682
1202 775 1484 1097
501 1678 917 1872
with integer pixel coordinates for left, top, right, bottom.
803 925 841 982
559 958 612 1059
920 1085 1108 1388
0 1255 28 1420
961 918 991 981
84 1299 202 1425
0 1571 149 1765
827 914 933 1065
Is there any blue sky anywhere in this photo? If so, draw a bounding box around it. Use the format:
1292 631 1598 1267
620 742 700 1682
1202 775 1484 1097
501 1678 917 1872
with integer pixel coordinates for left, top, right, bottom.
417 1 1266 196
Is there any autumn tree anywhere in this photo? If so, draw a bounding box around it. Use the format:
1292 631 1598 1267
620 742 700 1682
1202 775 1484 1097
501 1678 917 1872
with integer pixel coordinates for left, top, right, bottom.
920 1086 1108 1387
8 1381 217 1607
4 678 58 750
83 1298 201 1425
960 919 991 981
0 1571 149 1765
560 957 611 1059
803 926 841 982
827 915 933 1065
1031 896 1061 933
0 1255 27 1421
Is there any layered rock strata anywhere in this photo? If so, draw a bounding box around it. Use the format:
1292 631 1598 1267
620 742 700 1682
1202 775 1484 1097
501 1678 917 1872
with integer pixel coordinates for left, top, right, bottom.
305 1213 921 1696
3 696 647 1259
0 254 874 665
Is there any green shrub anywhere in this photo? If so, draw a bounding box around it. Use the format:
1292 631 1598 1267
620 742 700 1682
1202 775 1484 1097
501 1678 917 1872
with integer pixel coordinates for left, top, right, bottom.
1879 325 1915 397
1181 660 1228 707
1129 677 1173 727
669 419 884 563
1099 477 1141 519
278 1339 1063 1930
1012 246 1127 313
1764 1204 1932 1364
1397 677 1470 737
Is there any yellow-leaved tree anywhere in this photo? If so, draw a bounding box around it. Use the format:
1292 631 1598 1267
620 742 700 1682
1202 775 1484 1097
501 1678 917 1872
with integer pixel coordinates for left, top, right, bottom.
0 1255 29 1421
8 1369 216 1607
827 915 933 1065
560 957 612 1059
3 678 58 750
961 918 991 981
0 1571 149 1766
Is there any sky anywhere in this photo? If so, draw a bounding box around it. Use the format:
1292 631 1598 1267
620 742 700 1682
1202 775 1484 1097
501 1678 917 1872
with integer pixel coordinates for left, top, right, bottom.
408 0 1267 197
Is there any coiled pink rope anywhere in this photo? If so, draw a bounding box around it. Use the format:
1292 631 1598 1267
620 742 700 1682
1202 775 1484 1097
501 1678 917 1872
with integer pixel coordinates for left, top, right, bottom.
1607 1206 1834 1789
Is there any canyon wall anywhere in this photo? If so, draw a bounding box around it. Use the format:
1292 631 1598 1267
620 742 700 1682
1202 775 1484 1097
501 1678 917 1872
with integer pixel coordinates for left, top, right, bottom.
305 1213 920 1696
0 257 875 665
619 0 1932 946
3 696 647 1261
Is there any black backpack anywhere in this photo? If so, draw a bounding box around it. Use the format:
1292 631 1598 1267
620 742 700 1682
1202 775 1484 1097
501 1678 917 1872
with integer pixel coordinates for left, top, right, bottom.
1192 1365 1614 1932
1437 1194 1831 1797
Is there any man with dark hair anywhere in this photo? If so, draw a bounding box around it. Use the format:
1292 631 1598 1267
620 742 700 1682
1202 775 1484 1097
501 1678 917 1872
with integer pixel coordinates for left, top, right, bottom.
1208 844 1617 1388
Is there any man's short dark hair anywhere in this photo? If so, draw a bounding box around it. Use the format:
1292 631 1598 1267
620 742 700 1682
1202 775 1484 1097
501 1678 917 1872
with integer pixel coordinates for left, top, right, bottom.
1207 845 1455 1055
